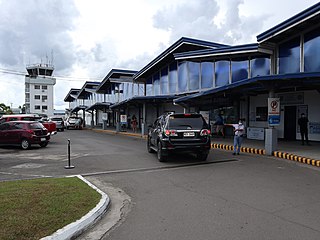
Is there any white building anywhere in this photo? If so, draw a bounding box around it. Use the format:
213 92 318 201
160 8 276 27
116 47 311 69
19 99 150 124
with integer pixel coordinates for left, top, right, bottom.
25 63 56 116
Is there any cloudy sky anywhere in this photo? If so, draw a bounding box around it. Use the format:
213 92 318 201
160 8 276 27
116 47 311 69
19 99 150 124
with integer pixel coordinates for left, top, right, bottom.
0 0 318 110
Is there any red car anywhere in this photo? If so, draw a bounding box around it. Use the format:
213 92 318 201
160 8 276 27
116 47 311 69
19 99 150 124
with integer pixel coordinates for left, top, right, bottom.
0 121 50 150
0 114 57 135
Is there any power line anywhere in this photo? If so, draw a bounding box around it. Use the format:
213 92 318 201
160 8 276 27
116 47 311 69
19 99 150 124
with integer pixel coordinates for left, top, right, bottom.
0 68 101 82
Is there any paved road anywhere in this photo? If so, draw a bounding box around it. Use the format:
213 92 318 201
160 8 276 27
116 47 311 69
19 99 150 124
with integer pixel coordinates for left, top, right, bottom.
1 130 320 240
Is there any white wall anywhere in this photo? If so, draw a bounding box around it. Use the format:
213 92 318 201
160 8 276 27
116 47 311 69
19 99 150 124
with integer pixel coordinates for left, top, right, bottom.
249 90 320 141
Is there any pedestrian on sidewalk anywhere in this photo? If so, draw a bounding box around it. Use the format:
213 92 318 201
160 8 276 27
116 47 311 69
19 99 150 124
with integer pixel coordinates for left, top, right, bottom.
131 115 137 133
225 119 245 155
214 113 225 137
298 113 310 145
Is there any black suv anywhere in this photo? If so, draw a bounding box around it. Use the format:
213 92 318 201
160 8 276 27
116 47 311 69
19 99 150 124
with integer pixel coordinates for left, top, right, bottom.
147 113 211 162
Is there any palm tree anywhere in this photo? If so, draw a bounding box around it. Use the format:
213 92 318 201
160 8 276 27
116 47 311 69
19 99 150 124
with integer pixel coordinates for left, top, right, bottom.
0 103 13 115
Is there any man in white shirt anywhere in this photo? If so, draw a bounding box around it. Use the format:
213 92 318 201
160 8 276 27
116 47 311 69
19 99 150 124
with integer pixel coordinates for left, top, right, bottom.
226 119 245 155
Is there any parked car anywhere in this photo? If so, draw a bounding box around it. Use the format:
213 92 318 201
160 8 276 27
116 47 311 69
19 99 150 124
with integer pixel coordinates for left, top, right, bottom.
147 113 211 162
0 114 57 135
66 116 83 130
0 121 50 150
49 117 65 132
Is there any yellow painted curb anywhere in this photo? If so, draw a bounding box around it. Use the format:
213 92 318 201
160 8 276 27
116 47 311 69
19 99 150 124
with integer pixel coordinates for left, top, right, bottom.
212 143 320 168
273 151 320 167
211 143 265 155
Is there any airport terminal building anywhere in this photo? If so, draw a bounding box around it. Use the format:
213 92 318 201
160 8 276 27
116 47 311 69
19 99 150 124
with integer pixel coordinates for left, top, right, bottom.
65 3 320 142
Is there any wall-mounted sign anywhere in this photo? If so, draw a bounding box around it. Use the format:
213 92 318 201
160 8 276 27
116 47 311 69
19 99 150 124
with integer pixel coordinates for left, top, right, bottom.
102 113 108 120
120 115 127 124
268 98 280 126
247 127 265 140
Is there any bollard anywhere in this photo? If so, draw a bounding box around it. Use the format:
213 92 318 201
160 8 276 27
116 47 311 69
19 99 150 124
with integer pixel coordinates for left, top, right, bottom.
65 139 75 169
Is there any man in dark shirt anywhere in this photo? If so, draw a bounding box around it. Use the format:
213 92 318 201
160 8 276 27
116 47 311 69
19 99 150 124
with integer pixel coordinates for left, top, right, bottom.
298 113 310 145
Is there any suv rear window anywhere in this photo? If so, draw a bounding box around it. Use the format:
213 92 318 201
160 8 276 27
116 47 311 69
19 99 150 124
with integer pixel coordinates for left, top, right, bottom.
167 114 206 130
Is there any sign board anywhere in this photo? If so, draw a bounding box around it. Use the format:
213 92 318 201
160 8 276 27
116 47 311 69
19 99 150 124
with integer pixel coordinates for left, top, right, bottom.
102 113 108 121
120 115 127 124
268 115 280 125
310 122 320 134
268 98 280 126
247 127 265 140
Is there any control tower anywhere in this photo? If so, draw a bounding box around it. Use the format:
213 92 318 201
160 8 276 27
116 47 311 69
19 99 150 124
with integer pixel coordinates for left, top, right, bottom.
25 63 56 116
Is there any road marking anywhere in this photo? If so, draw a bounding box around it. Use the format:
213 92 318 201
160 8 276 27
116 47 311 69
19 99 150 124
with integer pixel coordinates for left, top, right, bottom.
81 159 238 177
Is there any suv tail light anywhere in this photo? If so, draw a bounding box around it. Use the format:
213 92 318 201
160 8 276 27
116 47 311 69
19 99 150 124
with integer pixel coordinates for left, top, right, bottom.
200 129 211 136
165 129 178 137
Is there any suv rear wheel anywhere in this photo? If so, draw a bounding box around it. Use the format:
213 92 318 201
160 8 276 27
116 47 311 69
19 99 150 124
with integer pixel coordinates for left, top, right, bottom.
197 152 208 161
157 141 167 162
147 137 155 153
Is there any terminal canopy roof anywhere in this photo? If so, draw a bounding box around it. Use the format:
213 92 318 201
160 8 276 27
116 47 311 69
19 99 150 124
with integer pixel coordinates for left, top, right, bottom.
174 72 320 108
77 81 101 100
133 37 228 81
86 102 113 112
70 105 87 113
96 69 138 94
110 95 177 110
257 2 320 43
174 43 272 61
64 88 80 102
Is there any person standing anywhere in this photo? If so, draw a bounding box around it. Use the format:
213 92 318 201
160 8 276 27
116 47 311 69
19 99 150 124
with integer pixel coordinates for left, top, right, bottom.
214 113 225 137
131 114 137 133
226 119 245 155
298 113 310 145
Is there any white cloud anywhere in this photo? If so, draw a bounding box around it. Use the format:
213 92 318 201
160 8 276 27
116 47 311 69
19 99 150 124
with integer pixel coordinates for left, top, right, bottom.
0 0 319 110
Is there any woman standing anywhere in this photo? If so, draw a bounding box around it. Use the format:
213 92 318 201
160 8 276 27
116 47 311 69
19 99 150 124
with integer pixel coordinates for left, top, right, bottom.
131 115 137 133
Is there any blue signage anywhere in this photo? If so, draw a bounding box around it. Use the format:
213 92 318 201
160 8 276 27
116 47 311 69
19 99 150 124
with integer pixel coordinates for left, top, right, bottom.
268 115 280 126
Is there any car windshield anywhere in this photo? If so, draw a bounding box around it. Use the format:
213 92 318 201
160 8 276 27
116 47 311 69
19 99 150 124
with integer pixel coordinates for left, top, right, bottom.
167 115 205 130
30 122 44 129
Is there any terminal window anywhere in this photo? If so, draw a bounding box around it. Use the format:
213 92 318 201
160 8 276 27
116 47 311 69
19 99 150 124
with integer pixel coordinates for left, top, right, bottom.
256 107 267 121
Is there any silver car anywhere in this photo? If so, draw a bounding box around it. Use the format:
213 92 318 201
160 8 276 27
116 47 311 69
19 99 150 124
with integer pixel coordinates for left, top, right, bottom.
49 117 65 132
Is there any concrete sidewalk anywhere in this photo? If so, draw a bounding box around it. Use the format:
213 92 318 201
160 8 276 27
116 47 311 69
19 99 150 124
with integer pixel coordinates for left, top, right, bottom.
211 136 320 167
91 127 320 168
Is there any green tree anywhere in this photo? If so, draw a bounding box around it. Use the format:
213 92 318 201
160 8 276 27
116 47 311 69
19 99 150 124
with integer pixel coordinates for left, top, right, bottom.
0 103 13 115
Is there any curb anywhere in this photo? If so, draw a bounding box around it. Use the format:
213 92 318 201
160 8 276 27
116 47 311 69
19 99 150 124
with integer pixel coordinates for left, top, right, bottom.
212 143 320 167
273 151 320 167
212 143 265 155
41 175 110 240
92 129 147 139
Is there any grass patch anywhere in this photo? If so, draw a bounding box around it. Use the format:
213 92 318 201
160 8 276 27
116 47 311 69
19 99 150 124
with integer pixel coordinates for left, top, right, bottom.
0 177 101 240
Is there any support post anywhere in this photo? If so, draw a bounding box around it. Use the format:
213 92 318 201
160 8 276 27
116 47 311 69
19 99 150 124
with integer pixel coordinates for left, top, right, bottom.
65 139 75 169
265 128 278 155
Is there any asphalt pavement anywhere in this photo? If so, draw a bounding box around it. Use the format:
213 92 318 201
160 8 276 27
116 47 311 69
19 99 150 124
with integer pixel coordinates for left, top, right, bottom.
0 129 319 239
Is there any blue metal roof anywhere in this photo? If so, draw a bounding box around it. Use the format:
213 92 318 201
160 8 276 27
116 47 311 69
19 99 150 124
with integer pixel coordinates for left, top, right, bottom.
110 95 177 109
64 88 80 102
97 69 137 93
133 37 229 80
77 81 101 99
86 102 112 111
174 43 267 60
257 2 320 42
174 72 320 104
